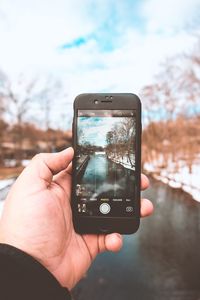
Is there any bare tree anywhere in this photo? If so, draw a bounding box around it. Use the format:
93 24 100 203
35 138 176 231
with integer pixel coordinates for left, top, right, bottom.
180 38 200 117
118 117 135 167
0 73 37 165
140 83 164 165
106 118 135 168
140 37 200 175
0 70 9 165
33 77 66 152
0 70 7 117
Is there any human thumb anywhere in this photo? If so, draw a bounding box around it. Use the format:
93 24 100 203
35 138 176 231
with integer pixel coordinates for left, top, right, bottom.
18 147 74 186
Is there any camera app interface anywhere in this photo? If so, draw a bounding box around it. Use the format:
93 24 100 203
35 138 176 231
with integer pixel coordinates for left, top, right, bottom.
75 110 136 217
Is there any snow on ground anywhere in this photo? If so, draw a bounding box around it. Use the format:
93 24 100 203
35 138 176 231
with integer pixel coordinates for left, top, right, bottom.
144 157 200 202
0 178 15 216
0 178 15 190
108 154 135 171
4 159 30 167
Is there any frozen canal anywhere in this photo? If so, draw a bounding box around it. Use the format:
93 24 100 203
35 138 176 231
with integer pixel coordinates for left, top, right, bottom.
73 178 200 300
1 177 200 300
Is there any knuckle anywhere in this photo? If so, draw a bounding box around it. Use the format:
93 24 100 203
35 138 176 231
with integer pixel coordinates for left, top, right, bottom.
32 153 45 162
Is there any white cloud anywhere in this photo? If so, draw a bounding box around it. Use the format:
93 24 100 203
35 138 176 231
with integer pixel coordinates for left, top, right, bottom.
64 29 197 101
79 116 123 147
0 0 95 76
142 0 200 33
0 0 200 128
0 0 199 80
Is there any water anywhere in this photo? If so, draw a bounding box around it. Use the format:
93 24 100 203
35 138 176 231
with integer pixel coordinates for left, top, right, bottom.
76 154 136 218
80 153 134 198
1 177 200 299
72 179 200 300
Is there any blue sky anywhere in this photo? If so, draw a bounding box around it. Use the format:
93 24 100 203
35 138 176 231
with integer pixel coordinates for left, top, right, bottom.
78 116 124 147
0 0 200 127
60 1 144 52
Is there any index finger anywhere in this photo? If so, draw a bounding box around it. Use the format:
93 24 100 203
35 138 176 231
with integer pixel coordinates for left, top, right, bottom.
141 174 149 190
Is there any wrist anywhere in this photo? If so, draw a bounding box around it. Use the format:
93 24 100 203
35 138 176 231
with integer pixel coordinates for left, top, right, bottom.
0 243 71 299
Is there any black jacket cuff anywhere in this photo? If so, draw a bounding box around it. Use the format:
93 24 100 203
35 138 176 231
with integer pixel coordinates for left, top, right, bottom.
0 243 71 300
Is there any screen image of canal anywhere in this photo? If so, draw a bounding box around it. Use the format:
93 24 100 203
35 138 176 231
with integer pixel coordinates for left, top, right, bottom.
75 110 136 217
76 153 135 217
80 153 134 198
72 179 200 300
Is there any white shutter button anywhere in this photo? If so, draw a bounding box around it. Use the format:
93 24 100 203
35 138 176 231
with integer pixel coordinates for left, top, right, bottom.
99 203 111 214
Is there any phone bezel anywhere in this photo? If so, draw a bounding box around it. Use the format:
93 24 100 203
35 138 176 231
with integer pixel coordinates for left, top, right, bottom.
72 93 141 234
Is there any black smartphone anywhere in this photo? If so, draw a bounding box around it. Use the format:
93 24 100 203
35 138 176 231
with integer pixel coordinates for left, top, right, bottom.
72 93 141 234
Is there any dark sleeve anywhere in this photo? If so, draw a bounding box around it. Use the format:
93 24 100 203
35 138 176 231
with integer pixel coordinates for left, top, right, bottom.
0 243 71 300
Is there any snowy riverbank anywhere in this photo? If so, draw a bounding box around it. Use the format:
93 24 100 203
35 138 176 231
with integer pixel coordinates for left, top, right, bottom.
0 178 15 190
108 154 135 170
144 158 200 202
0 178 16 214
0 178 15 202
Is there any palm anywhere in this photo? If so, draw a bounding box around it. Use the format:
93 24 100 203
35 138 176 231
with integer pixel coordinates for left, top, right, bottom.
1 148 153 290
35 177 99 290
1 156 100 290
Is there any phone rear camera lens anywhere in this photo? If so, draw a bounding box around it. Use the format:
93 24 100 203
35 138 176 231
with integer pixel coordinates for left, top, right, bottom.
94 99 99 104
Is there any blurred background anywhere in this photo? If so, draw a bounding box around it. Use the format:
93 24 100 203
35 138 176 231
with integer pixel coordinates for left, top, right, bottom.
0 0 200 299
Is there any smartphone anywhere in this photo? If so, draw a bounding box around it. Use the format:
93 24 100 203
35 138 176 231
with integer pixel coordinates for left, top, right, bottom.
72 93 141 234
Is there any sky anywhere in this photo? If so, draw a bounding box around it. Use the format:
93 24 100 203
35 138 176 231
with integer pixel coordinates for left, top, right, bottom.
78 116 124 147
0 0 200 128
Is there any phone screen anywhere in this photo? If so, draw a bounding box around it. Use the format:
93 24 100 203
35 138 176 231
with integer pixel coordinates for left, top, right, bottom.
75 109 136 217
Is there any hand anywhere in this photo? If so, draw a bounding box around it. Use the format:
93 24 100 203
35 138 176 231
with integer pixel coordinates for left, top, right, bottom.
0 148 153 290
